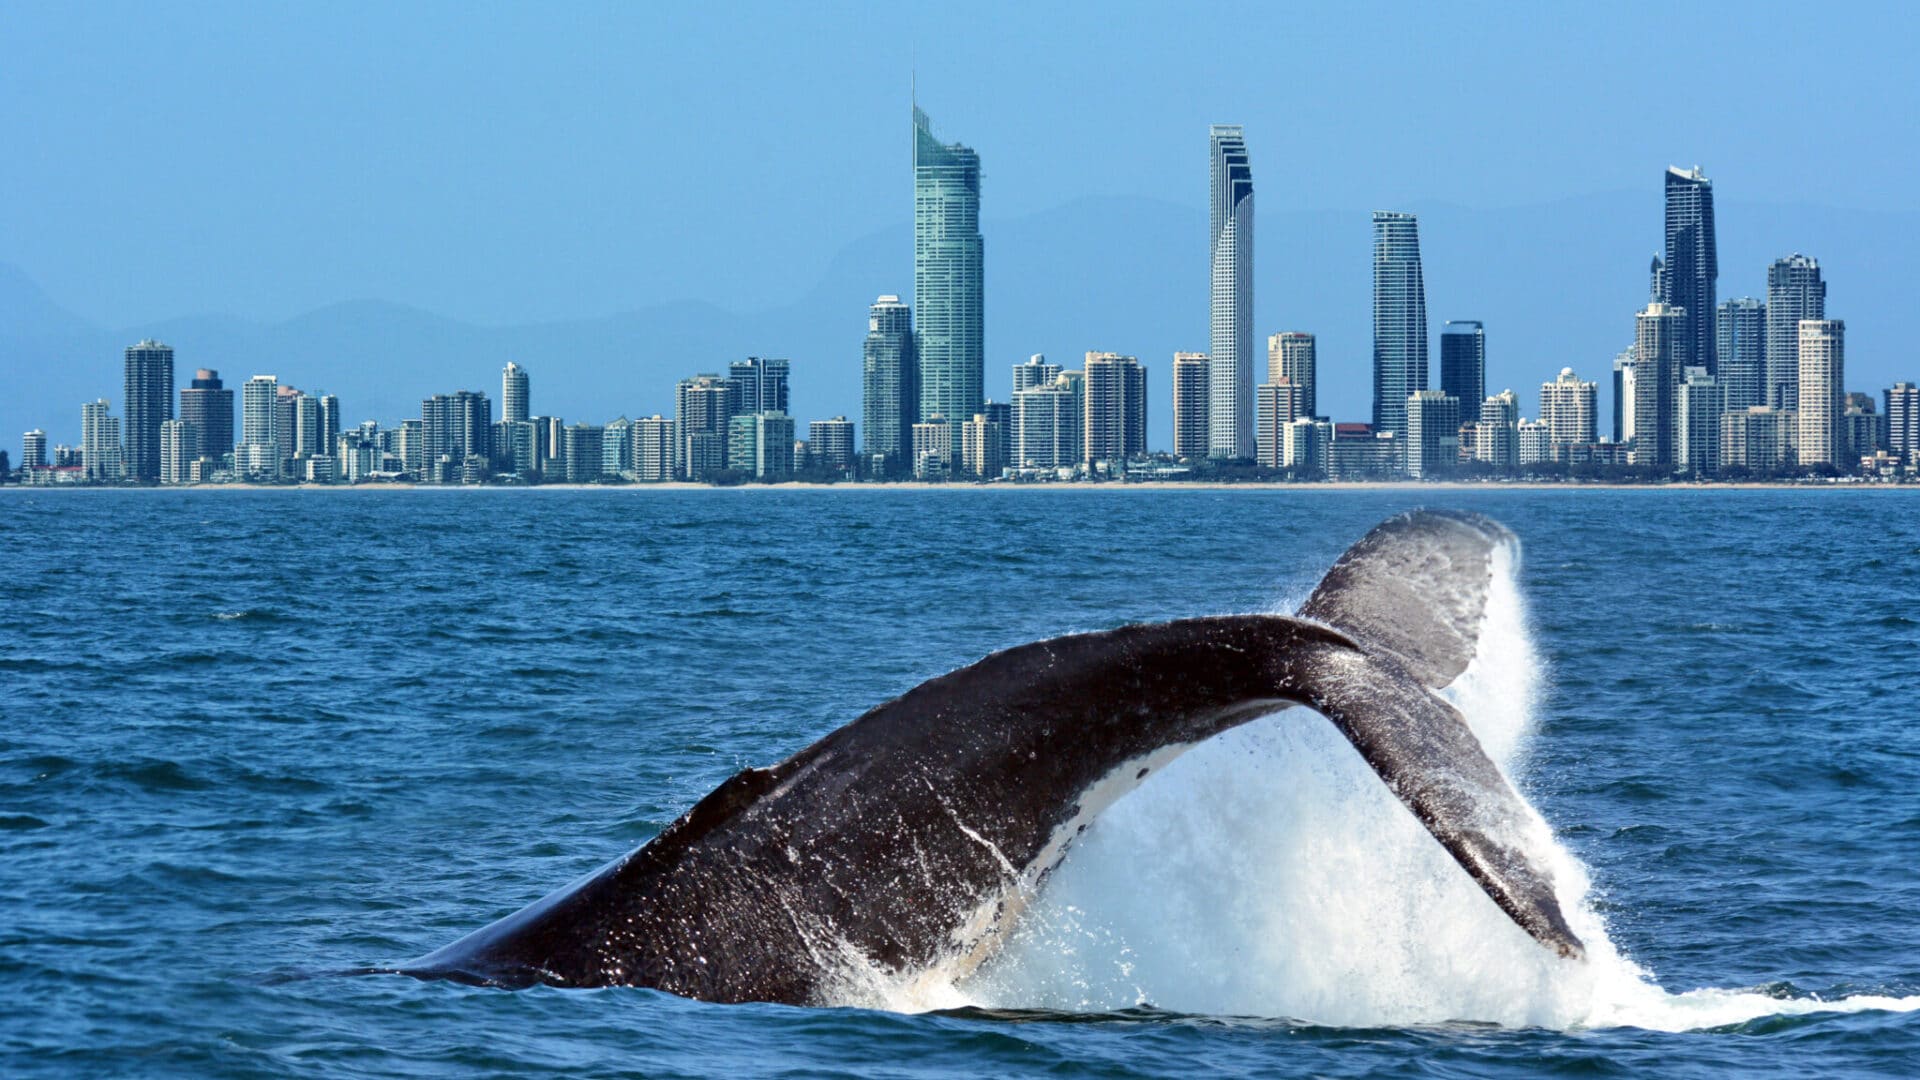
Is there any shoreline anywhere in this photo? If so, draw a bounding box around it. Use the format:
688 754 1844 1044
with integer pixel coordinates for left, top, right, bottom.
6 480 1914 493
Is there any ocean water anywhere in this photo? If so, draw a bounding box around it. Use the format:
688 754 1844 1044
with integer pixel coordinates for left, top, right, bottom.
2 488 1918 1077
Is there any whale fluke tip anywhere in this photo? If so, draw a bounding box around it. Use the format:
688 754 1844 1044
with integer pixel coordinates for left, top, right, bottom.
1300 509 1513 691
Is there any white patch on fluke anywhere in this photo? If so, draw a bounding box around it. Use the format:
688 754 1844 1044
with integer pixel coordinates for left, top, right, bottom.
824 539 1920 1030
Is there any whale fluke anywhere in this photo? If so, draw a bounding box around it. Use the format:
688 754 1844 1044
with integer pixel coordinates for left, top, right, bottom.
1301 509 1514 690
397 510 1582 1003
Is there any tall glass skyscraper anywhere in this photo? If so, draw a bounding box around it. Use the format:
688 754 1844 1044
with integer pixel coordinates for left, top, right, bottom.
1715 298 1766 413
861 295 916 476
1663 166 1717 374
1372 212 1428 443
913 104 983 453
1439 321 1486 424
123 339 175 482
1208 124 1253 459
1766 254 1825 409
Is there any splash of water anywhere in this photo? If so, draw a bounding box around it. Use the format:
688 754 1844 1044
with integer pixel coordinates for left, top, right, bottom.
830 543 1919 1031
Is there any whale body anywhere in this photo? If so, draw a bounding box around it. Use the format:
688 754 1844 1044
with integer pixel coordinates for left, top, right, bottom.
399 510 1584 1003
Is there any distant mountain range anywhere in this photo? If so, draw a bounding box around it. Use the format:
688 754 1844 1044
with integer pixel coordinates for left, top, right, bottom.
4 193 1914 452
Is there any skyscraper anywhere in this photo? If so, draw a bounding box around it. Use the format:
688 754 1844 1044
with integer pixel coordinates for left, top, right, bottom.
861 295 917 477
1662 166 1718 374
1518 420 1552 467
81 399 121 482
1612 348 1636 444
502 362 530 424
1766 254 1826 409
1012 354 1061 393
122 339 174 482
178 369 233 464
1796 320 1845 468
1886 383 1919 461
1372 212 1429 447
959 413 1006 479
1011 372 1083 469
1171 353 1210 459
808 417 856 475
748 413 796 479
240 375 279 479
421 391 493 482
1716 298 1766 413
1254 381 1303 470
729 357 791 415
1439 322 1485 424
1474 390 1520 469
631 415 675 481
981 399 1011 452
293 394 322 459
23 430 47 470
318 395 340 457
1285 418 1334 476
913 105 984 455
1677 367 1724 475
1631 303 1685 468
1540 368 1598 446
1842 394 1882 464
563 424 604 483
676 374 735 480
1720 407 1798 473
1083 353 1147 468
1208 125 1254 459
159 419 197 485
602 417 633 477
1406 390 1461 479
1268 333 1316 419
911 417 954 480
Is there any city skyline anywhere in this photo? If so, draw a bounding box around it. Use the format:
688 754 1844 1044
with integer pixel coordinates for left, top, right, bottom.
12 144 1914 484
5 173 1914 456
4 88 1915 484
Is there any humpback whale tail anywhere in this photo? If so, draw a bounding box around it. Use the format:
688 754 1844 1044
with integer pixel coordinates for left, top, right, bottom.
1296 511 1581 959
399 509 1582 1004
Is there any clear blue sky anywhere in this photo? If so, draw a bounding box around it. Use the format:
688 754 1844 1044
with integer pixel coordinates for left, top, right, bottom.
2 0 1913 328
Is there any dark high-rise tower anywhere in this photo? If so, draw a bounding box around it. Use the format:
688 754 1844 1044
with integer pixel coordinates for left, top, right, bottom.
729 357 791 415
1765 254 1826 409
861 295 917 477
178 368 233 462
1372 212 1428 444
1440 321 1486 424
123 339 175 482
1663 167 1718 375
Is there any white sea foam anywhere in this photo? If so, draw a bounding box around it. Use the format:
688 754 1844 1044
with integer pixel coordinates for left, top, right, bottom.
833 542 1920 1030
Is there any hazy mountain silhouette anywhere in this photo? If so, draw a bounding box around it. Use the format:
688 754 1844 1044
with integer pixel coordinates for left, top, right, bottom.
3 193 1913 451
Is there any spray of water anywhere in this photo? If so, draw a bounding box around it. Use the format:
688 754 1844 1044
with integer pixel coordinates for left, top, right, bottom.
831 543 1920 1031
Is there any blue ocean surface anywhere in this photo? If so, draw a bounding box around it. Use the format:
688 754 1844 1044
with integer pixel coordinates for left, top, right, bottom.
2 489 1917 1077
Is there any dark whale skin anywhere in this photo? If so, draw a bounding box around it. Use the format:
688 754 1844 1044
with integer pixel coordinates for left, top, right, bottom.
399 510 1583 1002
